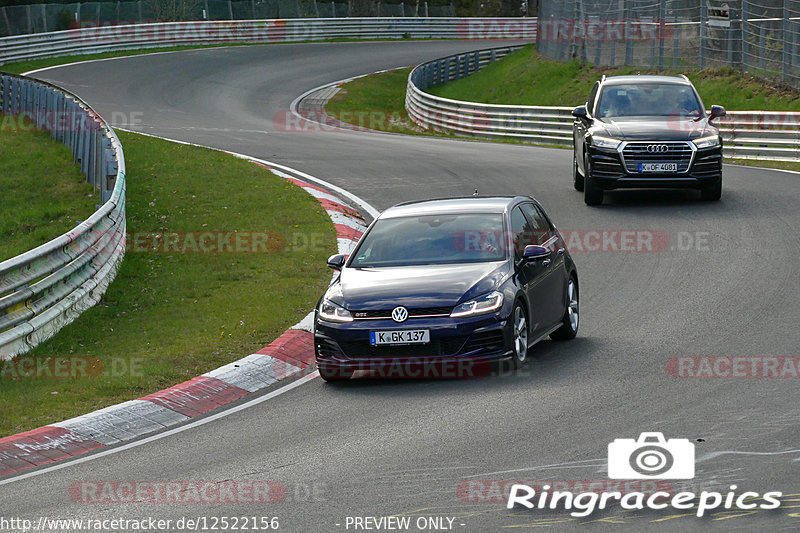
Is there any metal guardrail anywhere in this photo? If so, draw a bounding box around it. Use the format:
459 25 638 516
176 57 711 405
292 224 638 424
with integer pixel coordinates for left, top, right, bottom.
0 73 126 358
406 47 800 161
0 18 538 65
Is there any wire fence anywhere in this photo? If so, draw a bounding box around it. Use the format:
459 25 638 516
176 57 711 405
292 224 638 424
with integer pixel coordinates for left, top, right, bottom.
0 1 456 37
538 0 800 91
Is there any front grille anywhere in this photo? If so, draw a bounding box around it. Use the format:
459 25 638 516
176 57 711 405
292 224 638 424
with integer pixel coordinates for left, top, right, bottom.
463 330 506 352
621 142 693 173
352 306 453 320
339 336 468 358
589 152 625 178
691 151 722 178
316 337 343 358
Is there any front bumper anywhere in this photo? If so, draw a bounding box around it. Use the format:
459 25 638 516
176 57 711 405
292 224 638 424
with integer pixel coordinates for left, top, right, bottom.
587 144 722 191
314 312 513 376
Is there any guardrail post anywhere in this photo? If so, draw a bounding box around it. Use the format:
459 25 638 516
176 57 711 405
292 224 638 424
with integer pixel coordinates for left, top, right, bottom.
93 129 102 196
610 29 617 67
672 12 679 68
10 77 19 115
699 1 707 69
67 100 77 156
657 0 666 70
104 141 117 204
728 7 739 67
78 113 89 174
783 0 791 82
624 0 633 66
742 0 750 72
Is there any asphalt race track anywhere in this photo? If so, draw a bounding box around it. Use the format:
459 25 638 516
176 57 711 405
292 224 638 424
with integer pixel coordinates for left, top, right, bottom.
4 41 800 531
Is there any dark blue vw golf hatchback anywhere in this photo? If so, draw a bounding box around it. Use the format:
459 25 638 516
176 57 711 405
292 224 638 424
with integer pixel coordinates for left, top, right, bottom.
313 196 579 381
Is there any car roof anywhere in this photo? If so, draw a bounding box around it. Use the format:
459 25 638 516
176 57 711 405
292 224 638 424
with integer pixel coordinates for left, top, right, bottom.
380 196 531 218
602 75 691 86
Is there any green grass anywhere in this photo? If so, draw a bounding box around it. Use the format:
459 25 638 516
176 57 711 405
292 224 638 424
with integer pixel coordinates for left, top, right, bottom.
0 131 336 436
727 158 800 173
324 68 425 136
0 115 98 261
428 45 800 111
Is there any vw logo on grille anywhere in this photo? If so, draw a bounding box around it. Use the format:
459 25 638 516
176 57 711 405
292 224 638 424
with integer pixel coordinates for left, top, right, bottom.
647 144 669 153
391 306 409 323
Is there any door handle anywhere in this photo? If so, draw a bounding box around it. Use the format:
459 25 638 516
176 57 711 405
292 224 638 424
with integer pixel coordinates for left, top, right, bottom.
542 258 551 266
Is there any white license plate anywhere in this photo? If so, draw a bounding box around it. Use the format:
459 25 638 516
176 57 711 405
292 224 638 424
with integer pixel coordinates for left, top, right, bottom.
370 330 430 345
639 162 678 172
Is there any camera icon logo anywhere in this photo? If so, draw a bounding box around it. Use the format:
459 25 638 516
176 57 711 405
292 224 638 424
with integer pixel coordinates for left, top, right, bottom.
608 432 695 479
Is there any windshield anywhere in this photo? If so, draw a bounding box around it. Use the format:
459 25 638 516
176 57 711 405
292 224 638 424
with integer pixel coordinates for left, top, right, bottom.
596 83 702 118
349 213 506 267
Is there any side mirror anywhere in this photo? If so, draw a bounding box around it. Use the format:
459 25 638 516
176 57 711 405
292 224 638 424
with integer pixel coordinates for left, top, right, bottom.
572 105 588 119
522 245 549 262
709 105 726 120
326 254 346 270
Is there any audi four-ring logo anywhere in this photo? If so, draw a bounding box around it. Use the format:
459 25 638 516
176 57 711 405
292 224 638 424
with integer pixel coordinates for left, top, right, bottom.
647 144 669 153
392 306 409 323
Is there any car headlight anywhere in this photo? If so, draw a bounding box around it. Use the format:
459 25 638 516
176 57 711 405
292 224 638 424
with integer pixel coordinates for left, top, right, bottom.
450 291 504 318
319 299 353 323
693 135 720 149
591 136 622 150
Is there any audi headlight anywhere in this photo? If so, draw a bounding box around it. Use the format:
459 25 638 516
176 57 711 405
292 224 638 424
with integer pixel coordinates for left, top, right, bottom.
319 299 353 323
450 291 504 318
693 135 720 149
591 136 622 150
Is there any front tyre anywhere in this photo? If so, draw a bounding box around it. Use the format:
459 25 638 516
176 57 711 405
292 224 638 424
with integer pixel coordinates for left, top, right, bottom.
583 156 603 206
510 303 529 369
551 276 579 341
573 153 585 191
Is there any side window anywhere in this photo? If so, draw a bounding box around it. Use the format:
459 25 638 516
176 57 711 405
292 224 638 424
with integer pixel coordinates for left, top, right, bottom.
510 206 536 262
587 82 600 115
520 203 552 247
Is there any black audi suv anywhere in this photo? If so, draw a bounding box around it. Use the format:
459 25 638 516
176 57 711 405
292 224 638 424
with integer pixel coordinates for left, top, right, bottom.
572 75 726 205
313 196 579 381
